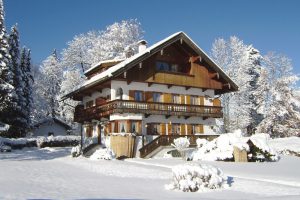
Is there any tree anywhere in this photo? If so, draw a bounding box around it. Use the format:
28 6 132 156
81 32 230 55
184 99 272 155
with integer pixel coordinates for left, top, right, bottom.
59 19 143 122
7 26 28 137
23 49 33 126
257 53 300 137
0 0 15 131
34 50 62 119
246 46 263 134
211 37 253 133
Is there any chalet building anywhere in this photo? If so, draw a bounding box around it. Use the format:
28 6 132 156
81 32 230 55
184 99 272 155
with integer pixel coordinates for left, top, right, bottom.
64 32 238 158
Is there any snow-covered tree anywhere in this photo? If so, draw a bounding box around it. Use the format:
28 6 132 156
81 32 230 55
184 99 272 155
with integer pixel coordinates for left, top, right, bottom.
23 49 33 126
211 37 253 133
257 53 300 137
246 46 263 134
0 0 15 130
59 19 143 122
34 50 62 119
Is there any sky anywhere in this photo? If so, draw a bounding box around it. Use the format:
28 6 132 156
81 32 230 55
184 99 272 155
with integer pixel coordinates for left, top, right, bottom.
3 0 300 77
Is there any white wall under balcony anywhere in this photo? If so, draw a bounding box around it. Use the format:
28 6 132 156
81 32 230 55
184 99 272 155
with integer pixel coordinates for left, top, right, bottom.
111 80 215 106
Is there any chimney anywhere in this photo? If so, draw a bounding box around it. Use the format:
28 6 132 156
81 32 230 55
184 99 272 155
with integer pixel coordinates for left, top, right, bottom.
138 40 147 53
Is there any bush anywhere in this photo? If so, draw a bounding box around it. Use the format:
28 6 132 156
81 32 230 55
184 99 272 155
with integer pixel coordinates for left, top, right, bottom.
0 142 11 152
71 145 81 157
90 148 115 160
165 163 228 192
172 137 190 160
36 136 80 148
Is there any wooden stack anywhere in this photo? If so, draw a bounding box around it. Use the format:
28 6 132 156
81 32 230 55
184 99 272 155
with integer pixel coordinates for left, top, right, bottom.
233 146 248 162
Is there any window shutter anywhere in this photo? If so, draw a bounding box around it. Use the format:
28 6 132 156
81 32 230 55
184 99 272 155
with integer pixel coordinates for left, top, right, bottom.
180 95 185 104
145 91 153 102
187 124 192 135
129 90 135 101
167 123 172 135
186 95 191 105
163 93 172 103
213 98 221 106
180 124 185 135
198 124 204 134
200 96 204 105
161 123 166 135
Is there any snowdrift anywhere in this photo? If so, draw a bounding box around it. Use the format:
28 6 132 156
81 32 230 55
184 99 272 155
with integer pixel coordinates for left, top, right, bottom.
90 148 115 160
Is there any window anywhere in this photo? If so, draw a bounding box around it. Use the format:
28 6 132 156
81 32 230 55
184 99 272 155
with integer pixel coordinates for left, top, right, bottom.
134 91 144 102
147 123 160 135
172 94 181 104
170 64 178 72
85 125 93 137
116 88 123 100
191 96 199 105
171 124 181 135
153 92 162 102
156 61 169 71
118 121 127 133
85 100 94 108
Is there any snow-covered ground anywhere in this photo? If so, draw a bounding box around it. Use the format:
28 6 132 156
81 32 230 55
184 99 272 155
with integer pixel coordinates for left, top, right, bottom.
1 147 300 199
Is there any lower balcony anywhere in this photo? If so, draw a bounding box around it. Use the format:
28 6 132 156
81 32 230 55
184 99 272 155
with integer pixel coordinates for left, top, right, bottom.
74 100 223 123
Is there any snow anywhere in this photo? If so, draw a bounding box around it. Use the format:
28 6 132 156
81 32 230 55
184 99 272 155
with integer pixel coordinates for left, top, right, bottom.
165 163 228 192
1 148 300 199
89 147 115 160
269 136 300 156
192 132 279 162
84 58 125 74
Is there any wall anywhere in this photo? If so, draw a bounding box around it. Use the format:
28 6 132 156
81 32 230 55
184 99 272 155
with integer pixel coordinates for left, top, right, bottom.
33 123 68 137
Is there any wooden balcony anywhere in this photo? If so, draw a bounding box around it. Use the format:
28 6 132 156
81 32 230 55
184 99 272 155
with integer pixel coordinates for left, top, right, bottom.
74 100 223 123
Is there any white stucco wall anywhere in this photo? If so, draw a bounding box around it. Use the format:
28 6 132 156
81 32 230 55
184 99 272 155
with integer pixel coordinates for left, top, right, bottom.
33 123 69 137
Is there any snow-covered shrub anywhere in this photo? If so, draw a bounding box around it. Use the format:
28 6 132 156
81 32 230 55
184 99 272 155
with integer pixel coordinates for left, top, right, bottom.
37 135 80 148
90 148 115 160
172 137 190 160
71 145 81 157
165 163 228 192
248 134 279 162
192 132 279 162
0 142 11 152
0 136 37 149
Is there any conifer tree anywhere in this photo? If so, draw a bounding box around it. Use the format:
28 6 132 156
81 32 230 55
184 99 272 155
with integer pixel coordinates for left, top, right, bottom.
0 0 15 131
24 49 33 127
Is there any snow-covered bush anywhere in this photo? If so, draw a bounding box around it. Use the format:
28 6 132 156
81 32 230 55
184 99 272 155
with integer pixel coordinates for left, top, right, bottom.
37 135 80 148
172 137 190 160
90 148 115 160
0 136 36 149
71 145 81 157
248 134 279 162
192 132 279 162
165 163 228 192
0 142 11 152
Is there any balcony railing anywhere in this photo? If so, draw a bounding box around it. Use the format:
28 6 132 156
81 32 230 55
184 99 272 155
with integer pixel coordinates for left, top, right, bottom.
74 100 223 123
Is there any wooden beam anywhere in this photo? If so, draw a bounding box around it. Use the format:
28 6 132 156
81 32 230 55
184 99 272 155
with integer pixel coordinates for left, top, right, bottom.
203 116 209 120
189 56 201 63
144 113 151 118
167 84 173 89
210 72 220 79
202 88 208 92
127 80 132 85
223 83 231 89
184 116 190 120
165 115 171 119
185 86 191 90
98 89 102 93
148 82 153 87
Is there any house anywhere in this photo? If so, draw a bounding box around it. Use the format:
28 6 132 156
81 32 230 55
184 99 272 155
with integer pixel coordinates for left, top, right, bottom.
63 32 238 158
31 117 72 137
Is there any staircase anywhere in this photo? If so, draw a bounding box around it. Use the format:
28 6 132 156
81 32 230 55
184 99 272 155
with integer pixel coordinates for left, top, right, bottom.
139 134 219 158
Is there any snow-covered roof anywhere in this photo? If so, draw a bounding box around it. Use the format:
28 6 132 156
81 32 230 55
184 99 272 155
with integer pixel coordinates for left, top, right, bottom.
84 58 125 75
64 32 238 99
32 117 72 130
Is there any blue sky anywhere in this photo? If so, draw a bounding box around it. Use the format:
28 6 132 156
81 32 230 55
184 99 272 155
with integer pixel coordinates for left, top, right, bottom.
4 0 300 77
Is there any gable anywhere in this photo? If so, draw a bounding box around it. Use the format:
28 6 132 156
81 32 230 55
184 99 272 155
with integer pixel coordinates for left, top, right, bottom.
64 32 238 100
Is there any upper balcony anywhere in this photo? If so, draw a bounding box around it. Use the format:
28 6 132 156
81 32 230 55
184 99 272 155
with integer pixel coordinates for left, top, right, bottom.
74 100 223 123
